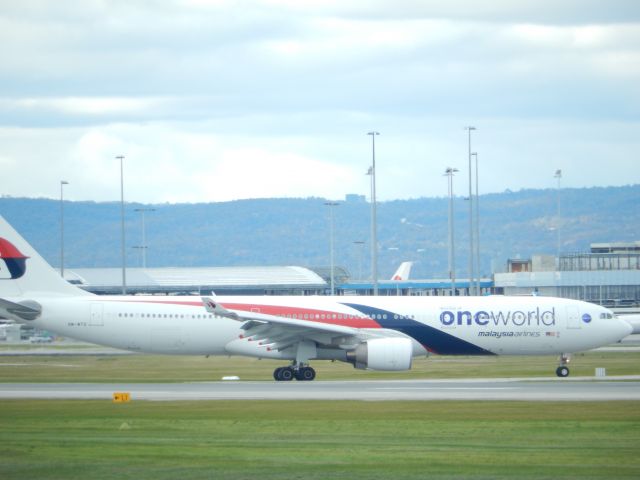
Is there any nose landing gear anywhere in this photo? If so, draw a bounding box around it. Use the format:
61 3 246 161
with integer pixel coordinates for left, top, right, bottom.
556 353 571 377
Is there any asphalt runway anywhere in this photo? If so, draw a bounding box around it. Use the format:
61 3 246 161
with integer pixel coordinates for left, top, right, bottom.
1 377 639 401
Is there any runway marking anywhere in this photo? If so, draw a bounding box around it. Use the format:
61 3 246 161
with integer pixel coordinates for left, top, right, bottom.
376 387 515 391
1 380 639 401
0 363 81 367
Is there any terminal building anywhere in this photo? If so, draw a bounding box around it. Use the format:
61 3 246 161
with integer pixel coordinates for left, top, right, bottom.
66 265 495 298
337 278 494 297
65 266 328 296
494 242 640 308
62 242 639 309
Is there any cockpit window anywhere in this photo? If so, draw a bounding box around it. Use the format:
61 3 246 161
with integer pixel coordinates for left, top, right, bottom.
599 312 614 319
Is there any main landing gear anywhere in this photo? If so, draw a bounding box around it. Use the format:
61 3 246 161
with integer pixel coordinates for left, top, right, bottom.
274 341 317 381
556 353 571 377
273 364 316 381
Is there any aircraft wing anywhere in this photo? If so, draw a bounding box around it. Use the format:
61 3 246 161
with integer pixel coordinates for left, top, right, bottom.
201 296 398 352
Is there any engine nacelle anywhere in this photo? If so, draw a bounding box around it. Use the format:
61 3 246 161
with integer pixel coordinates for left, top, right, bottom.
347 337 413 371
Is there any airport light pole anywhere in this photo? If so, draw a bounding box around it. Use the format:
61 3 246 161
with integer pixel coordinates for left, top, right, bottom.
554 169 562 259
444 167 459 296
472 152 481 294
117 155 126 295
353 240 365 281
465 126 476 295
367 131 380 295
134 208 155 268
324 202 339 295
60 180 69 277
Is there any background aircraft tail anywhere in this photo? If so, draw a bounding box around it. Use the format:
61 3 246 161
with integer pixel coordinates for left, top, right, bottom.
0 215 89 297
391 261 413 281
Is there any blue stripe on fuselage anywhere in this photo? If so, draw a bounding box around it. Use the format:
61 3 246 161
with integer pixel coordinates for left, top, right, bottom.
341 303 494 355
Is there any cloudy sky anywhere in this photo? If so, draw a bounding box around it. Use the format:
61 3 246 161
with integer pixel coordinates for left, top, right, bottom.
1 0 639 203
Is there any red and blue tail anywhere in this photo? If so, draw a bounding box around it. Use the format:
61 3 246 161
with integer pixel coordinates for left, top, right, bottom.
0 216 89 297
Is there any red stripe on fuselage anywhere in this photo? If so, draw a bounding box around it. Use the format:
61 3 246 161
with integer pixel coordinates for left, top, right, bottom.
101 298 381 329
225 303 381 329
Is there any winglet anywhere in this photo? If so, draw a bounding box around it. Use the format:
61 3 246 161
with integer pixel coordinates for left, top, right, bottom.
201 297 239 320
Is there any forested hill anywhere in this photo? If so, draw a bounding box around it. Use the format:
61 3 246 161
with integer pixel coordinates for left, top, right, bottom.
1 184 638 280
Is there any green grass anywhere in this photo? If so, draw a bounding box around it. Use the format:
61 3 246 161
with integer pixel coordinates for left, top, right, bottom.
1 351 639 478
0 400 639 479
0 351 639 383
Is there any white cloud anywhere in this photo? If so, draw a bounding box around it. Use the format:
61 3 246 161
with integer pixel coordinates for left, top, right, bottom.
199 148 356 201
10 97 166 116
0 1 638 203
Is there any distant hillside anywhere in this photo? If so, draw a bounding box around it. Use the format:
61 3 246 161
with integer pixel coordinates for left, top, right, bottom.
1 185 639 280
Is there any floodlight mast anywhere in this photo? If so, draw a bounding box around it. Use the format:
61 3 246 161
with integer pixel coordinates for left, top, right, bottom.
465 126 476 295
367 131 380 295
444 167 459 296
117 155 126 295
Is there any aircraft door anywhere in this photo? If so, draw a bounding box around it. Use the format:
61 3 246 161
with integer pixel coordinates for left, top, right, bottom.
566 306 580 329
90 303 104 326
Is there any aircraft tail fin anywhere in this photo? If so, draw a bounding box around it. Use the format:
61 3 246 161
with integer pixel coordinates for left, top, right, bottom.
0 215 90 297
391 261 413 281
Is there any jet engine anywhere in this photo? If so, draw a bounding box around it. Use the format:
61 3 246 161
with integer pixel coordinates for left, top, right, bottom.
346 337 413 371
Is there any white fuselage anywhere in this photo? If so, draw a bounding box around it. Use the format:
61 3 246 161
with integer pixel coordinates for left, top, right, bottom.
16 294 631 359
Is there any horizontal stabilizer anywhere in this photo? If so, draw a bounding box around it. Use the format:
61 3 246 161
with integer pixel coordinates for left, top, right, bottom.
0 298 41 321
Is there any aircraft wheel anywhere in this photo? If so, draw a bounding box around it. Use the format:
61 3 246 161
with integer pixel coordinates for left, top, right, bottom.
302 367 316 381
556 366 570 378
274 366 294 381
280 367 294 381
295 367 316 381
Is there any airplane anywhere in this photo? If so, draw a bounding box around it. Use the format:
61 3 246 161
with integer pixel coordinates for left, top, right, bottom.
0 215 632 381
618 313 640 335
391 261 413 281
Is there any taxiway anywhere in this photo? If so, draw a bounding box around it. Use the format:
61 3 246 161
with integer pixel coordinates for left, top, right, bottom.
1 377 639 401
